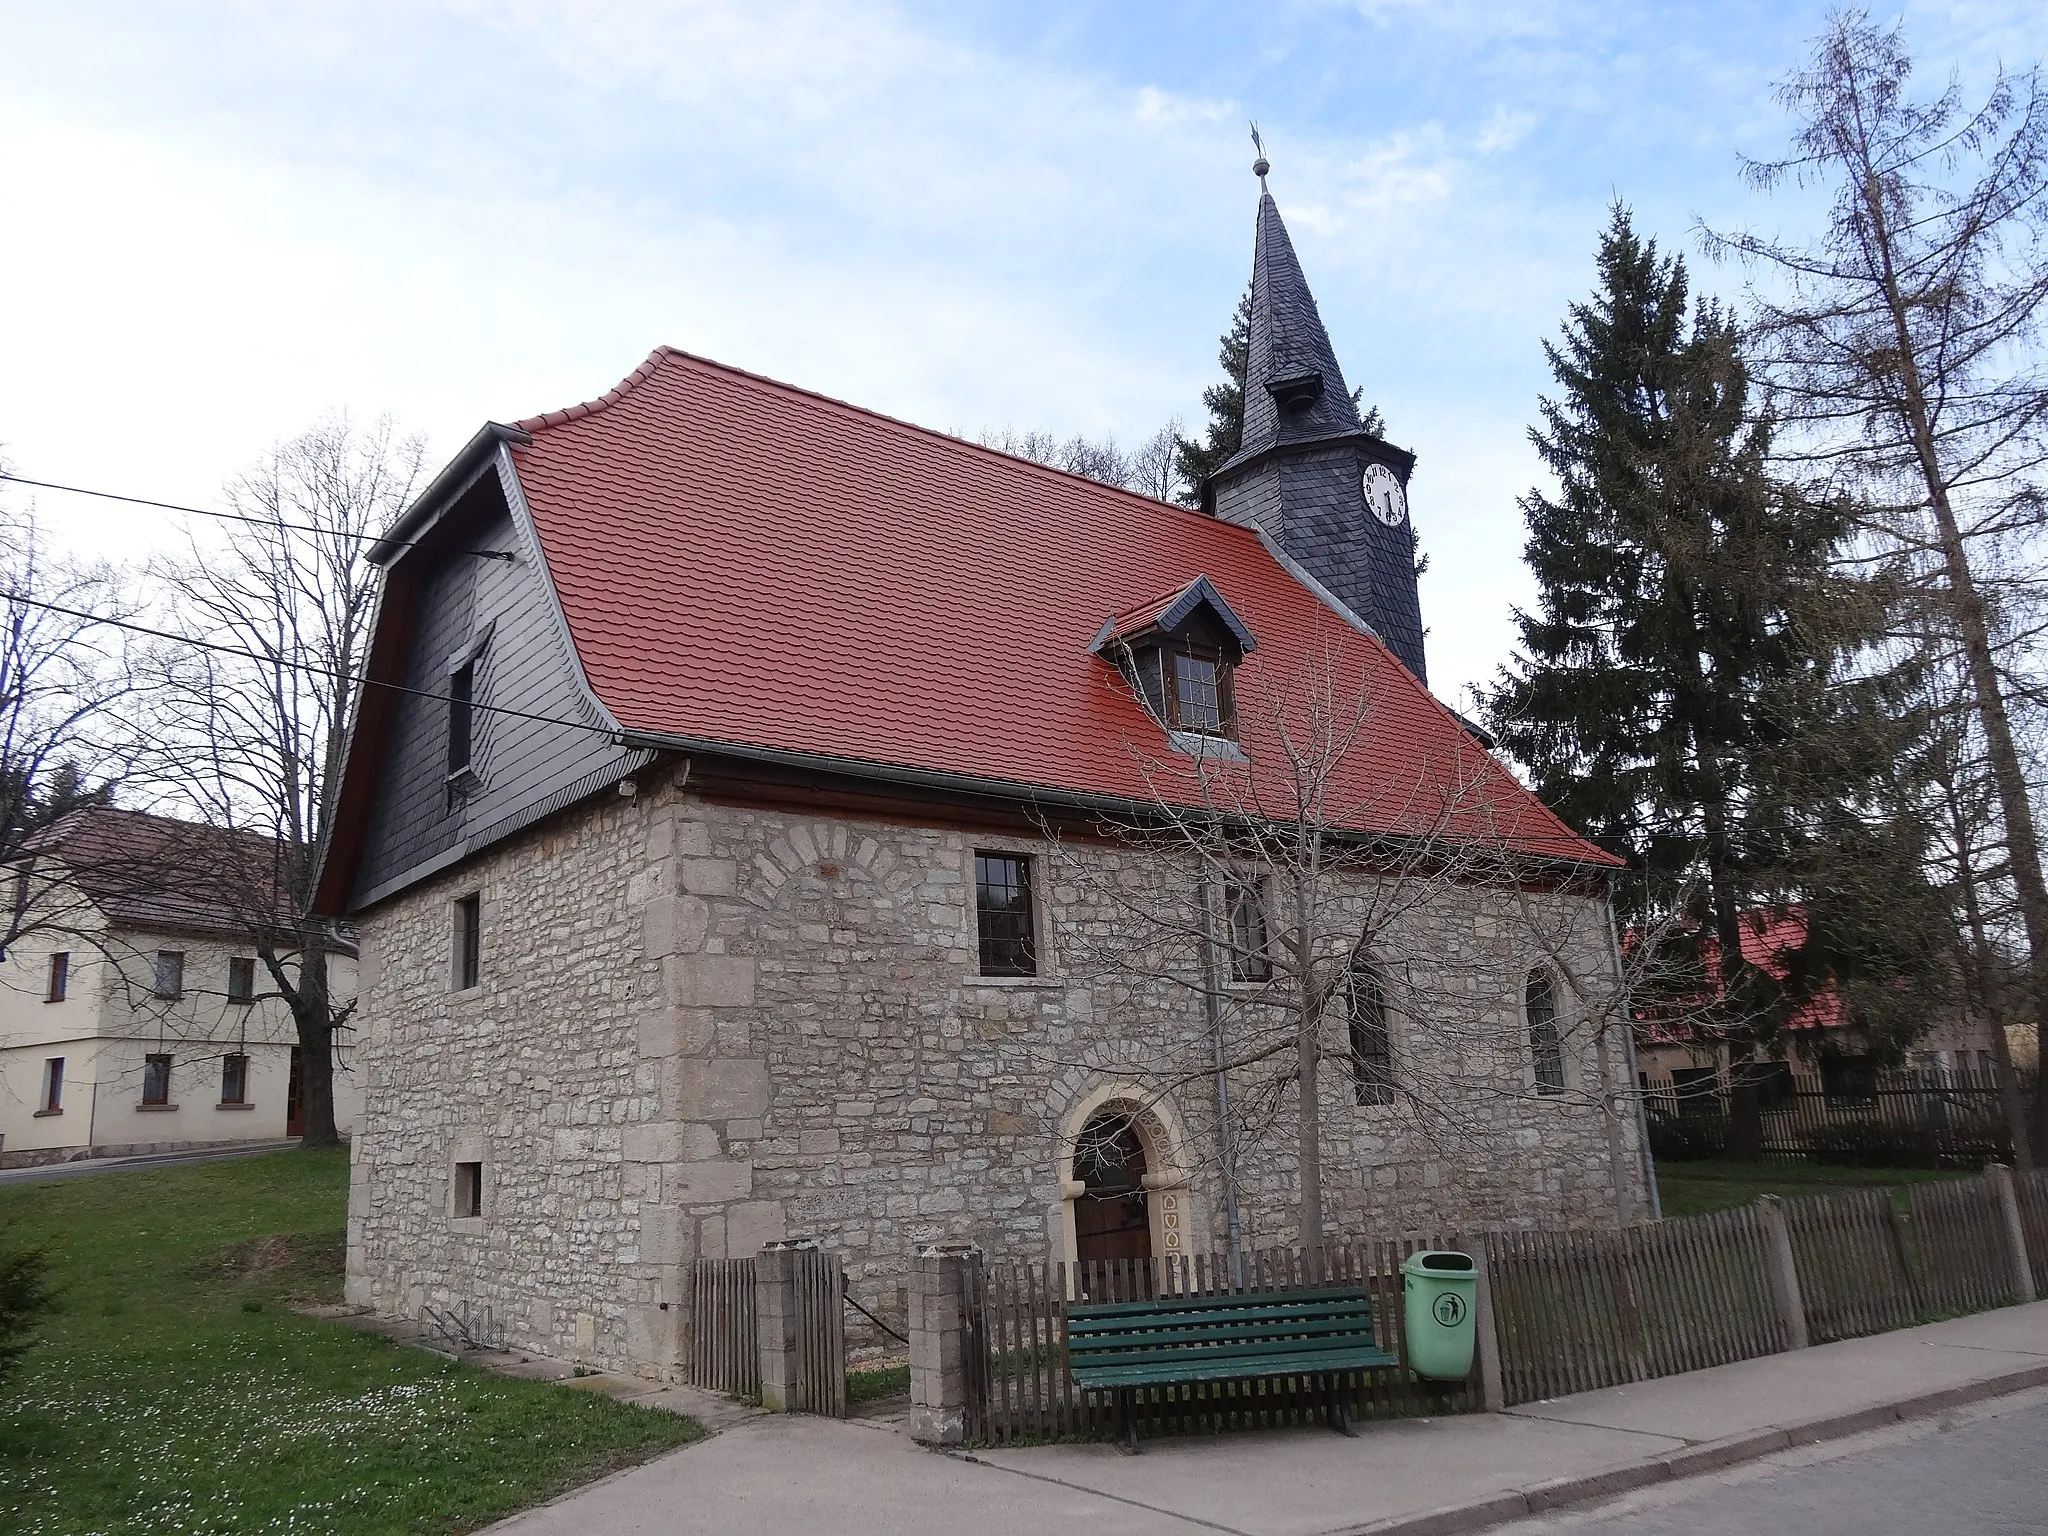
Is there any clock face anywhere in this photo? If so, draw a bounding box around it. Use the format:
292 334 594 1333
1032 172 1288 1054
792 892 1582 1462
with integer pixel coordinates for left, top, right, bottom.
1363 463 1407 528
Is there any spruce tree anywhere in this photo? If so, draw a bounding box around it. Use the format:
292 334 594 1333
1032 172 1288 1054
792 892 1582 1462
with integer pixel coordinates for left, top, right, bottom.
1174 288 1252 504
1480 205 1946 1155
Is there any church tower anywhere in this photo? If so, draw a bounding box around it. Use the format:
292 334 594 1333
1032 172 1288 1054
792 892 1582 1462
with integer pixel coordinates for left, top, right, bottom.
1205 152 1427 683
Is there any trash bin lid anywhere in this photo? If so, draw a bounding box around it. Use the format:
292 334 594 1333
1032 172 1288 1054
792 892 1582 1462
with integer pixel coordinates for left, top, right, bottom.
1400 1249 1476 1277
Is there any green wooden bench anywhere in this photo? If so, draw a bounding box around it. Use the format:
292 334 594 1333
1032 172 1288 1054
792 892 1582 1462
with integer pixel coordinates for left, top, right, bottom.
1065 1284 1400 1450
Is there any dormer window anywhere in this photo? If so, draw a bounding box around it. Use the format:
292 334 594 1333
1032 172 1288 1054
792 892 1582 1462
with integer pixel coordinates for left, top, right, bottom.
1091 576 1255 754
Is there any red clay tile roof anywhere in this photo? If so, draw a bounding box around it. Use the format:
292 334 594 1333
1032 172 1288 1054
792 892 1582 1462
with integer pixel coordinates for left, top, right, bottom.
506 348 1614 864
27 807 295 937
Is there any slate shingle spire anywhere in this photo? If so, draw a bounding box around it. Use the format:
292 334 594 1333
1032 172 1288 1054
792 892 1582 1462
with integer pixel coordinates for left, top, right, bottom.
1207 151 1428 684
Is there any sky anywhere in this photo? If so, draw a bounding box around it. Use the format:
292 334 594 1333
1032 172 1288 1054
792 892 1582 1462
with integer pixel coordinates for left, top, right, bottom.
0 0 2039 710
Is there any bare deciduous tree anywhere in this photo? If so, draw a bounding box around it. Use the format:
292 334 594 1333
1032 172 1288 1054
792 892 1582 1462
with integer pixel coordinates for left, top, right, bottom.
1037 645 1649 1265
147 413 424 1146
1704 13 2048 1154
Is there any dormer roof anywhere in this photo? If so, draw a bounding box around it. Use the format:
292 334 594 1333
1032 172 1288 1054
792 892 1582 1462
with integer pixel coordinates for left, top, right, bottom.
1089 576 1258 658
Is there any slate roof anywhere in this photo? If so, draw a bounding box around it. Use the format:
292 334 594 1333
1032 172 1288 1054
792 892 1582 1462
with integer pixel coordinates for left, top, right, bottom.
1221 191 1366 474
500 348 1613 864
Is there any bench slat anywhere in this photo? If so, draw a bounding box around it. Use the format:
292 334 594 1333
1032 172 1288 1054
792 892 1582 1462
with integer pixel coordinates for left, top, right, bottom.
1065 1285 1365 1322
1065 1297 1373 1335
1072 1345 1400 1389
1069 1335 1382 1370
1068 1315 1379 1354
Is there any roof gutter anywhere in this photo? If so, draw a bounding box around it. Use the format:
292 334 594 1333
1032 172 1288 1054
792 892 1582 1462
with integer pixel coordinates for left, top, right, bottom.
369 421 533 566
618 728 1620 876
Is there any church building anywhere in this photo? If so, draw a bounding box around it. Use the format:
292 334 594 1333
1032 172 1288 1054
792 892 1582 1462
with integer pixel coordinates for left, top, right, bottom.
321 165 1647 1378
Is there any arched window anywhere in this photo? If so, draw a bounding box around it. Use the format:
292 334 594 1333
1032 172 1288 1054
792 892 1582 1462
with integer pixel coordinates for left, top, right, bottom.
1348 962 1394 1107
1527 970 1565 1096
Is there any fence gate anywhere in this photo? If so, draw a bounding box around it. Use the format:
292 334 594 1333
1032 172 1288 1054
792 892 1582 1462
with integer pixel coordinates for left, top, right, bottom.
688 1257 759 1395
787 1246 848 1416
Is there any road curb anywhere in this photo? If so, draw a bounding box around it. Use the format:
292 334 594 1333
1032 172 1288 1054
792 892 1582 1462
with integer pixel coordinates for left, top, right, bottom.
1331 1361 2048 1536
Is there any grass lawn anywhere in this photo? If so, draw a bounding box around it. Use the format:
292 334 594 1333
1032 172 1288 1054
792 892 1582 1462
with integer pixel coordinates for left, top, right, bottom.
1655 1157 1970 1216
0 1148 701 1535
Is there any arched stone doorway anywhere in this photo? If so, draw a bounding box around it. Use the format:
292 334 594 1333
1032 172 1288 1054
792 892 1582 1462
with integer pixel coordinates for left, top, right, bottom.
1055 1086 1195 1282
1073 1109 1152 1265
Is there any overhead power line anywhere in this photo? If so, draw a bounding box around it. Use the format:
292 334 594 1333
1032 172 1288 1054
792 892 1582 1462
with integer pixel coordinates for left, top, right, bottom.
0 473 514 561
5 591 622 741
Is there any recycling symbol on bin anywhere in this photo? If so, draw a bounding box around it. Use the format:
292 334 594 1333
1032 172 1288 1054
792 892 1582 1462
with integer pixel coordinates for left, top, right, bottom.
1431 1292 1467 1328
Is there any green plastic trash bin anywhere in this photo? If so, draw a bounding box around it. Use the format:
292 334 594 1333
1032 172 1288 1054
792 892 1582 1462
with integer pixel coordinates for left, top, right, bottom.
1401 1250 1478 1381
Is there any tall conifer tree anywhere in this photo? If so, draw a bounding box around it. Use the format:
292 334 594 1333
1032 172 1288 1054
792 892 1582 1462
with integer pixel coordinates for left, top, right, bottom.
1174 288 1253 503
1481 206 1946 1155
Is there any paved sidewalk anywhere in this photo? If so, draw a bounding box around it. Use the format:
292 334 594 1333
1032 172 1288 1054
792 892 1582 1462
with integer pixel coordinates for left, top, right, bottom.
0 1139 298 1184
485 1300 2048 1536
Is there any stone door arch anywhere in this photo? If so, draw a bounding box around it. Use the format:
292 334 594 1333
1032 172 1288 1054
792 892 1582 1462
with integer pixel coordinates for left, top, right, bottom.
1055 1085 1194 1275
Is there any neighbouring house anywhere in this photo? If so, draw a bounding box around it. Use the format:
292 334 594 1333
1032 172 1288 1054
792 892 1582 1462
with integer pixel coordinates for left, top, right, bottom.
318 170 1648 1380
0 807 359 1167
1633 908 2009 1100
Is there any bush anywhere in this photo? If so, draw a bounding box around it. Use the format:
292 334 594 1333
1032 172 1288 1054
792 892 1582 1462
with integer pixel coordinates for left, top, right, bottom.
0 1239 54 1384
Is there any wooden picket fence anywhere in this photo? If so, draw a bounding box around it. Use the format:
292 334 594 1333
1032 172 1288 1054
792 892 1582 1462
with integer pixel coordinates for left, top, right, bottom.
786 1245 848 1418
1483 1206 1783 1404
974 1239 1469 1444
687 1257 759 1395
964 1167 2045 1435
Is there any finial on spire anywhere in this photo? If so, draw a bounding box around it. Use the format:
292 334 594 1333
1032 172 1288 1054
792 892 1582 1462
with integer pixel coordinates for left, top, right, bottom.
1250 121 1269 191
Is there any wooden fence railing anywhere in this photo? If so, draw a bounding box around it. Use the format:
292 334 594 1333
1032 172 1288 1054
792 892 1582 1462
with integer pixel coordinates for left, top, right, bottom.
1483 1206 1783 1404
975 1240 1468 1444
787 1245 847 1418
687 1257 759 1396
1642 1068 2033 1167
963 1167 2045 1435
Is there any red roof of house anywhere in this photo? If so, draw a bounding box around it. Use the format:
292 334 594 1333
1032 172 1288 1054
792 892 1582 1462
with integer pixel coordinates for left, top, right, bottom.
504 348 1613 863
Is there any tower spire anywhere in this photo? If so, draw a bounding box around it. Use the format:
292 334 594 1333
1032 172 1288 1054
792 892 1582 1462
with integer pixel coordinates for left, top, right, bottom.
1207 161 1429 683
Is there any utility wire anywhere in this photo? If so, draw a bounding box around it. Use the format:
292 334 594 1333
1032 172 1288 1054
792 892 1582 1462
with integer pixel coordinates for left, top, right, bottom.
5 590 624 742
0 472 514 560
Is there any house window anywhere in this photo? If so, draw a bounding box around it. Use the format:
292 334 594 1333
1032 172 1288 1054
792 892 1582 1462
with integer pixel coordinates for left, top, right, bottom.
1175 653 1223 734
152 950 185 1000
227 957 256 1005
39 1057 63 1114
454 1160 484 1219
448 659 476 774
974 853 1037 977
1820 1054 1875 1106
220 1053 249 1105
1527 970 1565 1096
1225 881 1270 982
453 893 481 990
142 1053 172 1107
46 951 69 1002
1671 1066 1722 1115
1348 963 1394 1107
1753 1061 1796 1111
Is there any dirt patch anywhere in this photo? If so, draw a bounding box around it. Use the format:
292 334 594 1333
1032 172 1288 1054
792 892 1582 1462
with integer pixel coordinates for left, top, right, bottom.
209 1230 346 1300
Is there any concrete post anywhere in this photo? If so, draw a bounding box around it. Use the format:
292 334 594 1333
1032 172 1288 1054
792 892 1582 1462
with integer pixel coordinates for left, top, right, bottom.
1986 1165 2036 1305
1756 1194 1809 1351
755 1241 804 1411
1470 1245 1506 1413
908 1243 978 1446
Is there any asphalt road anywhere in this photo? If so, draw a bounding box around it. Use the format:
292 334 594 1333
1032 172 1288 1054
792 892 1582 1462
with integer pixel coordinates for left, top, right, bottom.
1514 1392 2048 1536
0 1141 295 1185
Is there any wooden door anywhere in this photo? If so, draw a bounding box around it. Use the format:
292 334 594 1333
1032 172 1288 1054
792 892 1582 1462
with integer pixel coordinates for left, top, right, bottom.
1074 1111 1151 1266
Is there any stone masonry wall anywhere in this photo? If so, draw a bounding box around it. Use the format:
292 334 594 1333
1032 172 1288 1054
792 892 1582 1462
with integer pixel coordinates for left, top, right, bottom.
346 767 1646 1379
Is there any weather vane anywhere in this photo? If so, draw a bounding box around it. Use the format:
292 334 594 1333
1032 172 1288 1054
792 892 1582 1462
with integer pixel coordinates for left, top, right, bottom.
1250 121 1270 190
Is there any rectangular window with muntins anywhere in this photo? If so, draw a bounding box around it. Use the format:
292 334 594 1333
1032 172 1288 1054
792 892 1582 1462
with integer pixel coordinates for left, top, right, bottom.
1527 971 1565 1095
974 853 1037 977
153 950 185 1000
227 956 256 1005
142 1053 172 1107
1225 882 1270 982
1175 652 1222 733
220 1053 249 1105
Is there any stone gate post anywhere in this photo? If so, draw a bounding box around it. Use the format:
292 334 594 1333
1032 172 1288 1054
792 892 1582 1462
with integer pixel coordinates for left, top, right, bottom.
908 1242 979 1446
756 1240 806 1411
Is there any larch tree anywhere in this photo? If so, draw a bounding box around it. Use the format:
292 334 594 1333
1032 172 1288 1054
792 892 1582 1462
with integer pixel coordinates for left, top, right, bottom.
1703 13 2048 1154
1480 205 1946 1158
148 414 423 1147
